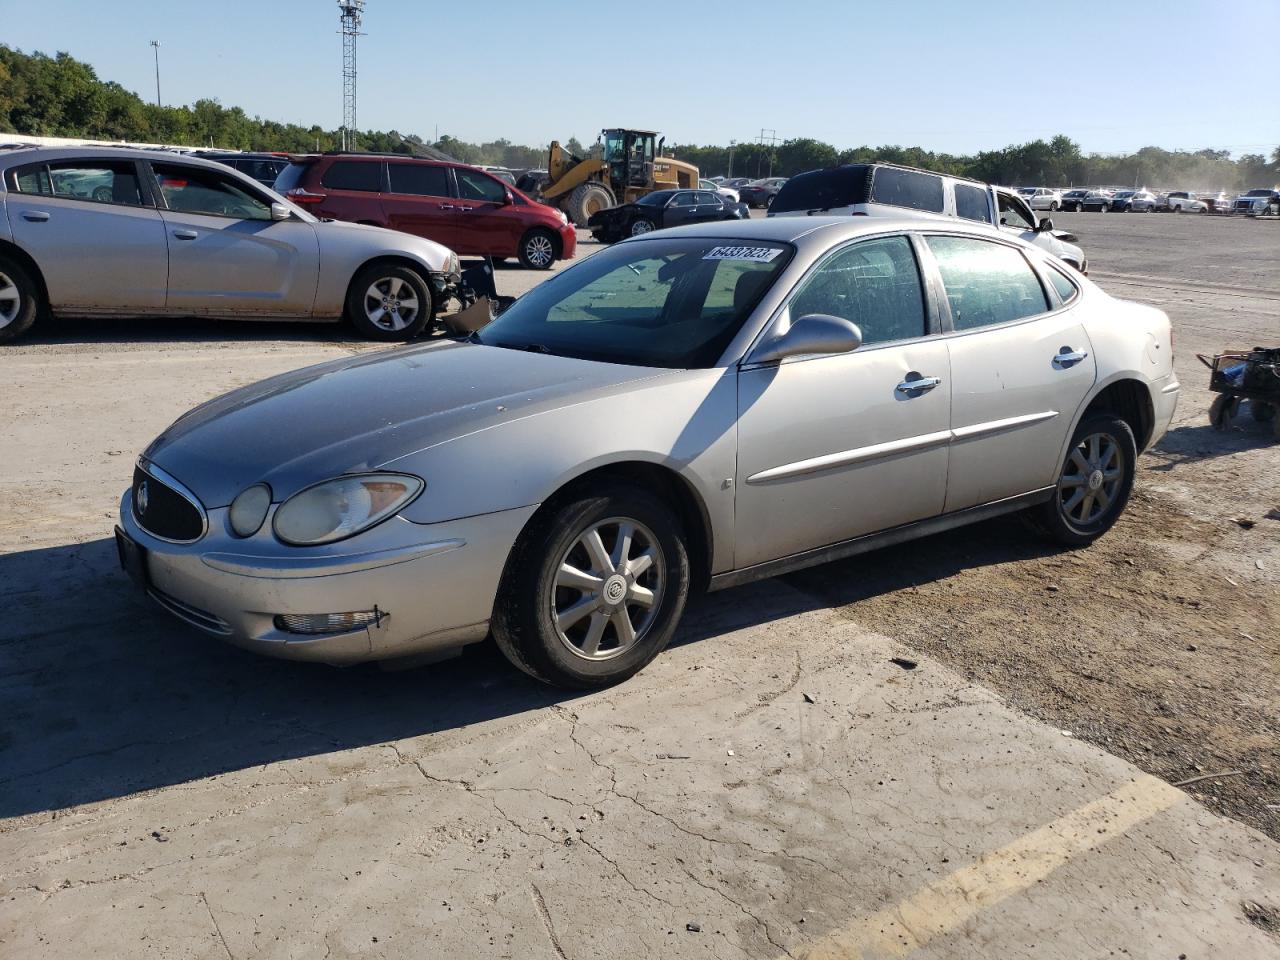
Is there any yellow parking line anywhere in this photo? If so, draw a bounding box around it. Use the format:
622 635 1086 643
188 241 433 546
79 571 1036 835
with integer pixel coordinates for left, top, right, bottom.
799 774 1184 960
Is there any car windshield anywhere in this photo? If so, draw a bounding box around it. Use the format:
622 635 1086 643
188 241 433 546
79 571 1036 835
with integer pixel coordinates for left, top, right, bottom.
1117 191 1135 198
1246 189 1271 197
474 237 794 368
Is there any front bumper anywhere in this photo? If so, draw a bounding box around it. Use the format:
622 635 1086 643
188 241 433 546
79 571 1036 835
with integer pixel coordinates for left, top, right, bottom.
558 221 578 260
118 491 537 665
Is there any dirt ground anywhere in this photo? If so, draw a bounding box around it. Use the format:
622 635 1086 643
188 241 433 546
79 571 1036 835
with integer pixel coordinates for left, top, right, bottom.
790 213 1280 841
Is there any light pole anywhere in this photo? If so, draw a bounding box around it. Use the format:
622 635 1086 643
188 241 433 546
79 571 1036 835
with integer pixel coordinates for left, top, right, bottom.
149 41 162 108
728 139 736 178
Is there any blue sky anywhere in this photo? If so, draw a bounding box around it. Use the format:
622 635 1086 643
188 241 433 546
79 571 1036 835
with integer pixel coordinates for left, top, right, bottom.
3 0 1276 156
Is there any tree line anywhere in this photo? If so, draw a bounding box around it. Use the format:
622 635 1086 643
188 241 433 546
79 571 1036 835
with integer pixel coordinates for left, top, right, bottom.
3 46 1276 190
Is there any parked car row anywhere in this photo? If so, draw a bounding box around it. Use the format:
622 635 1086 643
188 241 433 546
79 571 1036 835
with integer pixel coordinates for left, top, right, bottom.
1040 184 1276 216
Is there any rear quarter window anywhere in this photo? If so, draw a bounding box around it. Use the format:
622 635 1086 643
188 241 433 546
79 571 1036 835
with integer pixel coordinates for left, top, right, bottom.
321 160 382 192
1046 266 1079 303
272 162 309 194
870 167 945 213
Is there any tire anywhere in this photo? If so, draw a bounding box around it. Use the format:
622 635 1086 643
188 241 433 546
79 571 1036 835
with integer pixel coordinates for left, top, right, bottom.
344 262 434 341
629 218 656 237
518 228 558 270
491 483 691 689
0 255 42 343
1249 400 1275 423
565 182 615 228
1049 202 1059 212
1030 414 1137 547
1209 394 1237 430
1174 204 1183 214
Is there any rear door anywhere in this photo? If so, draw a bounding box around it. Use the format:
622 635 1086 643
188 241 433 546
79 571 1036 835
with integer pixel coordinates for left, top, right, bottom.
150 161 320 317
691 191 726 223
451 166 524 256
924 234 1096 511
5 157 168 313
381 161 459 248
734 234 951 567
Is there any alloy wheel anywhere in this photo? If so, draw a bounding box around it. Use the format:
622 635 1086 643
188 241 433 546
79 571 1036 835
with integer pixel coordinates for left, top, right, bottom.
362 276 419 332
0 271 20 329
630 220 654 236
548 517 665 661
524 234 555 268
1058 432 1124 527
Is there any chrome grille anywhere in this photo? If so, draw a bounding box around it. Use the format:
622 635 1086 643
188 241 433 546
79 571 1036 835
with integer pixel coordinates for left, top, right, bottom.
133 464 206 543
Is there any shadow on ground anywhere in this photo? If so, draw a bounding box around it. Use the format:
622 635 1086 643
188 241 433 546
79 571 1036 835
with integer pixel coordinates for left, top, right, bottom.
1144 419 1277 472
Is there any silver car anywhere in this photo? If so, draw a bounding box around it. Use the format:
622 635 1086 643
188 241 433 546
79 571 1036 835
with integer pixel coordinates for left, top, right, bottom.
0 147 461 343
117 217 1179 688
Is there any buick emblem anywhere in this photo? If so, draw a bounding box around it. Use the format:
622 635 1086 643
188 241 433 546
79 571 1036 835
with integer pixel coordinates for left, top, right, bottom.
136 480 150 515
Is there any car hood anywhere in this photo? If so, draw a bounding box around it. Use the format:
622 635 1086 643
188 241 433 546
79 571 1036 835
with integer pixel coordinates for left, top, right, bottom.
143 340 669 508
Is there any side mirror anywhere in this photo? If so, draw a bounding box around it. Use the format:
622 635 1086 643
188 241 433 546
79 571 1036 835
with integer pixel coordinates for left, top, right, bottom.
270 202 291 221
749 314 863 365
1037 217 1054 232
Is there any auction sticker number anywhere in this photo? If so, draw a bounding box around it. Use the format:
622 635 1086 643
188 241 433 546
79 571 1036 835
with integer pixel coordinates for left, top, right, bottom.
703 246 783 262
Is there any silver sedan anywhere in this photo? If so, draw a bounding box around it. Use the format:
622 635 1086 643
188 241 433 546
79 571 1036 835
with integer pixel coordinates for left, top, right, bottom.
0 147 461 343
117 216 1179 688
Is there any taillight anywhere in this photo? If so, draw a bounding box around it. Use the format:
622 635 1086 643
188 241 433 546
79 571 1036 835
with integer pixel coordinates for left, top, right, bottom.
286 188 326 205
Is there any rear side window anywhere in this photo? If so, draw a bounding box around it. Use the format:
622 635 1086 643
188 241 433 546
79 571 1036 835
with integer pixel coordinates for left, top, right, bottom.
321 160 382 192
789 235 926 347
926 236 1049 330
770 165 871 214
954 183 991 223
1046 266 1079 303
11 160 143 206
388 163 450 197
9 162 52 194
870 167 944 213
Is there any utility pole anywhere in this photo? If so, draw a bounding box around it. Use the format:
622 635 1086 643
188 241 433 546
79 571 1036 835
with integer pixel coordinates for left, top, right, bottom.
338 1 366 151
149 41 162 108
727 139 736 178
757 128 780 178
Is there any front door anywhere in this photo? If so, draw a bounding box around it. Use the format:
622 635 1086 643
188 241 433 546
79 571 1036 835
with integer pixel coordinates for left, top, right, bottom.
150 161 320 317
4 157 167 313
734 234 951 568
451 167 523 257
381 161 459 249
923 234 1097 512
997 190 1041 246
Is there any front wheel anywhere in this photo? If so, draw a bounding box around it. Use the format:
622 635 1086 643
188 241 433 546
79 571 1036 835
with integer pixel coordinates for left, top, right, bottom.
492 484 691 689
1030 414 1136 547
345 263 434 341
0 256 41 343
518 228 558 270
1049 202 1059 212
629 217 656 237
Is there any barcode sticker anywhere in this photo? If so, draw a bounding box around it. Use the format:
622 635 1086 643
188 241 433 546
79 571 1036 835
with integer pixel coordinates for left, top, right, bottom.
703 245 783 262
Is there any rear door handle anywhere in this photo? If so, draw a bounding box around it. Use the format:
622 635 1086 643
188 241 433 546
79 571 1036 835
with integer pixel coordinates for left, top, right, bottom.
172 229 198 240
896 375 943 394
22 211 50 222
1054 349 1089 367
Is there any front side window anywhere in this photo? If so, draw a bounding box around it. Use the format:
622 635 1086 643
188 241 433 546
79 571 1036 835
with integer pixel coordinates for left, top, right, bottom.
388 163 450 197
927 236 1049 330
671 192 696 207
789 235 926 347
870 167 945 213
475 238 793 368
997 193 1036 231
954 183 991 223
153 163 271 220
456 169 507 203
12 160 143 206
321 160 382 192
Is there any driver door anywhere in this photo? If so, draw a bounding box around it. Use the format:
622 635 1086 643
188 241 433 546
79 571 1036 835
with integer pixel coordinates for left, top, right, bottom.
997 190 1041 246
150 161 319 317
662 192 700 228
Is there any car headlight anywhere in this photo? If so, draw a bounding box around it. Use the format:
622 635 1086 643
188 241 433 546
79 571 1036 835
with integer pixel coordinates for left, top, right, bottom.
557 209 569 225
273 473 424 546
446 252 460 275
228 483 272 538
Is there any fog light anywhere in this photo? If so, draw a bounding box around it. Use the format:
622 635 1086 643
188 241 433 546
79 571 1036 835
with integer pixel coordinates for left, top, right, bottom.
274 610 384 635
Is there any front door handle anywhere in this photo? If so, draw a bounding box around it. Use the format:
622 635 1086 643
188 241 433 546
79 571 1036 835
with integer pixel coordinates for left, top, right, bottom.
22 211 51 222
896 375 943 394
172 229 198 240
1054 348 1089 368
437 204 456 211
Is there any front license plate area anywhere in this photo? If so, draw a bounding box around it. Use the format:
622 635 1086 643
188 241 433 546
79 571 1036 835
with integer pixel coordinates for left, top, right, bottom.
114 526 150 590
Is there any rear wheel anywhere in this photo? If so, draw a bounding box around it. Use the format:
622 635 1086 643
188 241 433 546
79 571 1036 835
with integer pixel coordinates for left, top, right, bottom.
1049 201 1059 211
0 256 43 343
492 483 691 689
518 228 558 270
1030 414 1136 547
345 263 434 341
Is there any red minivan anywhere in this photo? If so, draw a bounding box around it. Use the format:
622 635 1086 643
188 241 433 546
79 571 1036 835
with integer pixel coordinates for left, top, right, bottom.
275 154 577 270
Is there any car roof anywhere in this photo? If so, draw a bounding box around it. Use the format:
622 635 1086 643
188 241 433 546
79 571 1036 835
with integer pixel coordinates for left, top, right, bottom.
0 145 240 174
626 213 1021 248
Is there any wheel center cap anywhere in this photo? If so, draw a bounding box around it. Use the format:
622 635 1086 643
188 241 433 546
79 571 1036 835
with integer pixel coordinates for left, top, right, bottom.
603 575 627 606
1088 469 1104 491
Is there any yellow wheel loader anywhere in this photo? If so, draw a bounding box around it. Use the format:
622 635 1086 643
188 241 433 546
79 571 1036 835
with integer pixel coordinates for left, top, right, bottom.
540 129 700 227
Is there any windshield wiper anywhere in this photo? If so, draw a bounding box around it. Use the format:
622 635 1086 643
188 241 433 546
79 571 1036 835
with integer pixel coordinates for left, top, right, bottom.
489 340 552 355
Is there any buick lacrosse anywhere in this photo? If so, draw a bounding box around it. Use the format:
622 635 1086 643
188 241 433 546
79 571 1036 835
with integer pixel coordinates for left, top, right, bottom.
117 217 1178 688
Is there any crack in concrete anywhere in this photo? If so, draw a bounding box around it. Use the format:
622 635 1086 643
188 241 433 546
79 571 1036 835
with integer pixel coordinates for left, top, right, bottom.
200 890 234 960
530 882 570 960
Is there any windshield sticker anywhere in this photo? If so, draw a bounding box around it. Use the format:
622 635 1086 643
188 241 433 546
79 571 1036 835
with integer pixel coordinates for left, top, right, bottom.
703 245 783 263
